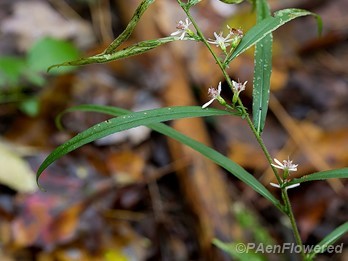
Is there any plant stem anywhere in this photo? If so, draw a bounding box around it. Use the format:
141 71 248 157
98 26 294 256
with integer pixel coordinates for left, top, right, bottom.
182 7 283 185
282 189 306 259
181 5 307 254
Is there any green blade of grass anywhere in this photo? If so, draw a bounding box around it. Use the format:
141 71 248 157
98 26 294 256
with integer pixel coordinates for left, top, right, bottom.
37 106 237 185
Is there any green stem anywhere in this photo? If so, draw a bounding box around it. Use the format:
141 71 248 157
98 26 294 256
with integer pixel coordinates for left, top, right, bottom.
282 189 306 259
182 7 283 185
179 2 305 258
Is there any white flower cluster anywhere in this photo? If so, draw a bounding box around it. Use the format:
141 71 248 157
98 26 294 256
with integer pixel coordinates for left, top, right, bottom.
171 18 192 40
270 158 300 190
202 82 222 108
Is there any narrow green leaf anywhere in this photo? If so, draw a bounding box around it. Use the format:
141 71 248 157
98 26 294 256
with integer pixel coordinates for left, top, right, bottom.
217 0 244 4
256 0 271 20
48 37 175 71
287 168 348 186
306 222 348 260
225 8 322 64
152 118 282 210
253 0 272 135
50 104 282 210
104 0 155 54
37 106 237 185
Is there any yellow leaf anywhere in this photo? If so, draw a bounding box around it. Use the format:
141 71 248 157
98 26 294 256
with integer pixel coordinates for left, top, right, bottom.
0 142 37 192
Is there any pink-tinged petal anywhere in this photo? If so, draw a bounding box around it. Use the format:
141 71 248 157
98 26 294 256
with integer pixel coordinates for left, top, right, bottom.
202 82 222 108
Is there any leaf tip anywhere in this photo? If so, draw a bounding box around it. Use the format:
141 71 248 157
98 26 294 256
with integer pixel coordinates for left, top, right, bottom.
36 166 47 191
47 64 60 73
316 15 323 37
36 177 46 192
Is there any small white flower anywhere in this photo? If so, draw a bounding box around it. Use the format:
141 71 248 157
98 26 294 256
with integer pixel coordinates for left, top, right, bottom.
207 30 234 51
271 158 298 172
171 18 192 40
232 80 247 94
202 82 222 108
270 182 300 190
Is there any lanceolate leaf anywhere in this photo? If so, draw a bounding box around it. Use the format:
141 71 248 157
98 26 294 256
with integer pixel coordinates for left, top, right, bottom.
306 222 348 260
104 0 155 54
37 106 237 185
253 0 272 135
287 168 348 186
48 37 175 71
224 8 322 64
48 104 283 210
48 0 157 71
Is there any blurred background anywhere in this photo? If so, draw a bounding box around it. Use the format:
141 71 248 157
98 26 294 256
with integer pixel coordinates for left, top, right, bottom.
0 0 347 260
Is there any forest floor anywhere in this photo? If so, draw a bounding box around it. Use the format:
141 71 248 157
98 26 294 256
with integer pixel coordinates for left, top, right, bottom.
0 0 347 260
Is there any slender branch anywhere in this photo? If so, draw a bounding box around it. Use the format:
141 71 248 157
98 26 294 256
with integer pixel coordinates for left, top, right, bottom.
182 7 283 185
179 7 312 253
282 190 306 259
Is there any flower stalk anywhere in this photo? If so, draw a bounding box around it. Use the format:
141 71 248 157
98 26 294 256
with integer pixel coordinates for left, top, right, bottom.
178 8 283 185
178 3 306 257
